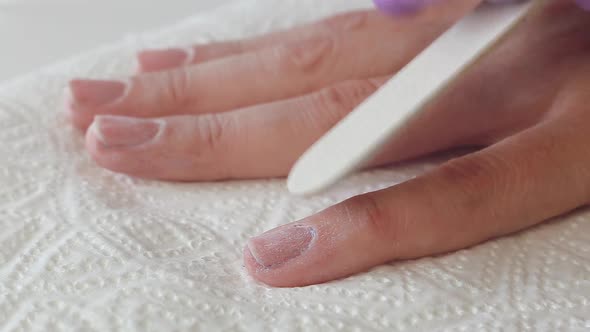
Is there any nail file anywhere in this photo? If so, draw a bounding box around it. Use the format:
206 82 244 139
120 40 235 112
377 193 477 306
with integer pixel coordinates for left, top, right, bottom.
287 1 538 196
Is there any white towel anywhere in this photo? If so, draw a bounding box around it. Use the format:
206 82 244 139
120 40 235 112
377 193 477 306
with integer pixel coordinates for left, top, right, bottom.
0 0 588 330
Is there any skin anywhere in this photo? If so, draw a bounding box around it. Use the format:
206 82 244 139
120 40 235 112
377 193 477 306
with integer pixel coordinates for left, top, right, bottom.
66 0 590 287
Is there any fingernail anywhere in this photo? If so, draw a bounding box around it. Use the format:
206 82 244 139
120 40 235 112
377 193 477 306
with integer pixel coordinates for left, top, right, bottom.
68 79 129 108
91 115 163 148
137 47 195 71
247 225 316 268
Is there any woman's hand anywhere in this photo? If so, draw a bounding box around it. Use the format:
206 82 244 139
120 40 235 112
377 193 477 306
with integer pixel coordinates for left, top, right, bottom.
66 0 590 287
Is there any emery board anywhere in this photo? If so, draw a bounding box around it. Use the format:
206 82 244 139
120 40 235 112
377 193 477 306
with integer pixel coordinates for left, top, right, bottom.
287 1 538 196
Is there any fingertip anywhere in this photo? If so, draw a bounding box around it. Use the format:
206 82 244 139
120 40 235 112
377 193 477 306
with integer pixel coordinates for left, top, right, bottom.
84 116 135 177
241 207 372 288
68 78 129 108
243 245 264 281
243 245 275 286
65 78 131 130
243 245 305 288
84 118 107 162
63 84 79 126
64 81 89 130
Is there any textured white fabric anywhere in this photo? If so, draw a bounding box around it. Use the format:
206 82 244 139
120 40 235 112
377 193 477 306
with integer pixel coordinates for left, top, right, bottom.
0 0 589 330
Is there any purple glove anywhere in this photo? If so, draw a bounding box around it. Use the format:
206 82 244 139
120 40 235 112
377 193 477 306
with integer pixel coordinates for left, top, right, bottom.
374 0 590 15
372 0 434 14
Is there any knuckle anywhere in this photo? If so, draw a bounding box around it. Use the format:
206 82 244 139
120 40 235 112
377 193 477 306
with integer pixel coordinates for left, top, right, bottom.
273 36 334 75
342 194 401 242
314 80 378 115
196 113 232 154
435 152 521 213
164 68 191 107
319 11 368 33
189 114 235 178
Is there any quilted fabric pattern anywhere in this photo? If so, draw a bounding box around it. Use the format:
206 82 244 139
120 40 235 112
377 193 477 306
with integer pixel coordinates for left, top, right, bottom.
0 0 588 330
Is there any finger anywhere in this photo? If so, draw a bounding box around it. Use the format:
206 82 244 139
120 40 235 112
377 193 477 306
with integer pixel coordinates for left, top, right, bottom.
68 0 479 130
83 78 386 180
137 11 375 73
83 59 543 183
85 72 506 181
244 99 590 287
136 1 480 73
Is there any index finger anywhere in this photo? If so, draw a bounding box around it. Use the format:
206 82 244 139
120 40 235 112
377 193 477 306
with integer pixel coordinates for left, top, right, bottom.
245 110 590 287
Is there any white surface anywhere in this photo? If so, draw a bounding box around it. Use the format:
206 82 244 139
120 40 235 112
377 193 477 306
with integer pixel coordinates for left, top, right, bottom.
0 0 589 331
287 1 535 196
0 0 232 82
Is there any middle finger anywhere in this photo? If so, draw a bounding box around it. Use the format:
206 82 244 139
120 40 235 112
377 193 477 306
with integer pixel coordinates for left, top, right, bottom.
67 0 479 130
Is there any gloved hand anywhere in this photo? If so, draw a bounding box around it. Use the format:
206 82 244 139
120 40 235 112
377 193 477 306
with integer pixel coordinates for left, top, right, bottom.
374 0 590 14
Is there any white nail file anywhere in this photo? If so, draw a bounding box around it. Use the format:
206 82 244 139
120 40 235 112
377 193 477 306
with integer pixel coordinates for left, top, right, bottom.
287 1 538 196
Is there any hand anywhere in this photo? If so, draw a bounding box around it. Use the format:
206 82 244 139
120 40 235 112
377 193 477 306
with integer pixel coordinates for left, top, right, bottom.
374 0 590 14
66 0 590 287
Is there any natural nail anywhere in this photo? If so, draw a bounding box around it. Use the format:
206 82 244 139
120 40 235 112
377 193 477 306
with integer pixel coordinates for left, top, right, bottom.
68 79 129 108
137 47 194 71
247 225 315 268
91 116 163 148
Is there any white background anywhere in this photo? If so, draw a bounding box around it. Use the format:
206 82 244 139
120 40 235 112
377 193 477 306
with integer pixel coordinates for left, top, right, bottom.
0 0 232 82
